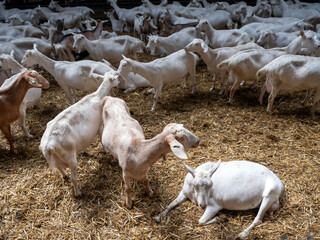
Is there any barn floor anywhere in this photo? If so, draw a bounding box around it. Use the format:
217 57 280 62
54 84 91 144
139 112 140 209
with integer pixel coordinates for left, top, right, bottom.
0 29 319 240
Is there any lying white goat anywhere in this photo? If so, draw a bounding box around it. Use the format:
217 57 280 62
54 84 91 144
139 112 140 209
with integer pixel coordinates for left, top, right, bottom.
101 96 200 208
155 160 283 239
117 50 198 111
40 71 119 197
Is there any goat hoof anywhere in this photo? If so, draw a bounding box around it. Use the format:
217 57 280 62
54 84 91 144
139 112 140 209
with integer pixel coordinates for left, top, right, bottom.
154 215 161 223
11 148 18 155
125 200 133 209
238 231 248 239
27 134 34 138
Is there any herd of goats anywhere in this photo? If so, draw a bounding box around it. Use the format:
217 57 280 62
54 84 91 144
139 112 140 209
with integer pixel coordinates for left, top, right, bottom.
0 0 319 238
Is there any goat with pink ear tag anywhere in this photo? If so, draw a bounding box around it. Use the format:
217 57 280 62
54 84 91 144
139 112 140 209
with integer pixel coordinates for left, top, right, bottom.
155 160 283 239
100 96 200 209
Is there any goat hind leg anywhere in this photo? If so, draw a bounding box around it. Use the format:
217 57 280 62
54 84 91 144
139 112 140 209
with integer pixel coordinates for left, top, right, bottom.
123 172 133 209
267 83 280 114
238 196 275 239
1 124 17 154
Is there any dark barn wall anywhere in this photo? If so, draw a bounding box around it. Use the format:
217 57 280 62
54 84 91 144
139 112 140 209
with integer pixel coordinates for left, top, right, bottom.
4 0 320 10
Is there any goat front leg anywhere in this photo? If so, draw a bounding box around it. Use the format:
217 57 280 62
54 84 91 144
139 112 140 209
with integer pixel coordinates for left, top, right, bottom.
302 89 313 105
123 172 133 209
259 83 267 105
1 124 17 154
18 102 33 138
151 85 162 111
198 205 222 225
210 74 216 91
154 191 187 223
142 175 153 197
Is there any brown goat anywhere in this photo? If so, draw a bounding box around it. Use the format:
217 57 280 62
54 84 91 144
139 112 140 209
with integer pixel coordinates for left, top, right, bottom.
0 70 49 154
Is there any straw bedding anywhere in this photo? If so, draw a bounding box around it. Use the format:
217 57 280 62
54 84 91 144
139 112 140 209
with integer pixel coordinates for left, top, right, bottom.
0 32 319 240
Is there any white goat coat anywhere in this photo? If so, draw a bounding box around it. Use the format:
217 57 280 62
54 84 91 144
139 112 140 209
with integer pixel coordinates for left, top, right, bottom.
40 71 119 196
157 160 283 239
183 161 282 211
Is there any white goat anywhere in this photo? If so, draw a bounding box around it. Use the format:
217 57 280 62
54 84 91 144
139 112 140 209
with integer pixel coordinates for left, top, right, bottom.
48 0 94 20
184 39 263 94
240 20 313 42
21 44 114 103
101 96 200 208
195 19 252 49
0 25 46 39
217 30 320 104
72 34 145 64
0 53 42 138
36 6 84 30
105 10 125 32
257 54 320 116
146 27 201 56
155 160 283 239
117 50 198 111
40 71 120 197
256 30 300 48
0 37 55 62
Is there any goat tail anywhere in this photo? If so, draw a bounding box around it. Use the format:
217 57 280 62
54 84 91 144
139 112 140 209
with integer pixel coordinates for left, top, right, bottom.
217 59 229 70
101 96 109 107
256 66 268 81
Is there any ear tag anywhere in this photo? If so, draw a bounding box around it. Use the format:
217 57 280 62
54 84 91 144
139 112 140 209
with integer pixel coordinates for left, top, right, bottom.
31 78 36 83
173 141 181 148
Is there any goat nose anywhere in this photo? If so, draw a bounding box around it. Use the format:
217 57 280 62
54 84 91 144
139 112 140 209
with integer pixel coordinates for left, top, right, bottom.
200 203 206 210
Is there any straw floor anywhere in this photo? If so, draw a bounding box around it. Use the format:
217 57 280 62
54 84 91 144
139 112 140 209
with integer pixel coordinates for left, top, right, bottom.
0 37 319 240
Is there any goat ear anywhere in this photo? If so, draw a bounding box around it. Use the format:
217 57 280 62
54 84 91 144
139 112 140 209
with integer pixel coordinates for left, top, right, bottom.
33 43 38 50
208 159 221 177
183 162 195 178
10 50 15 58
26 74 43 88
201 41 208 53
90 73 103 81
166 134 188 159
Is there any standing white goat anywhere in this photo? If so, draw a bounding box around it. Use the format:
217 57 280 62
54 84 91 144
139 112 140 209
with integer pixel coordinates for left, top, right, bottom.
155 160 283 239
21 44 114 103
117 50 198 111
101 96 200 208
195 19 252 49
40 71 119 197
184 39 263 93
